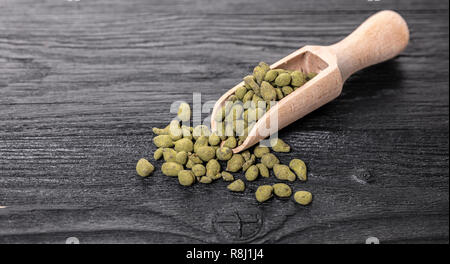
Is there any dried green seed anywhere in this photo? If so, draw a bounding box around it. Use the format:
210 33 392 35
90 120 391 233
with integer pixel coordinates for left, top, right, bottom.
162 148 177 162
192 164 206 177
136 158 154 177
273 164 296 182
253 64 269 84
153 148 164 160
245 165 259 181
290 71 306 87
281 86 294 96
270 138 290 152
226 154 245 172
153 135 174 148
177 102 191 122
196 146 216 162
255 185 273 202
261 153 280 169
174 138 194 153
221 171 234 181
274 72 291 86
186 159 194 169
188 153 203 164
153 127 169 135
168 120 183 141
256 163 270 178
199 176 213 184
199 176 212 184
206 159 221 178
208 132 221 146
264 69 278 82
175 151 188 165
294 191 312 205
254 145 270 158
194 136 209 153
161 162 183 177
260 81 277 101
216 147 233 161
289 159 307 181
235 85 248 100
242 90 255 104
227 179 245 192
241 150 251 161
275 88 284 100
243 75 260 96
178 170 195 186
223 137 237 149
242 154 256 172
273 183 292 197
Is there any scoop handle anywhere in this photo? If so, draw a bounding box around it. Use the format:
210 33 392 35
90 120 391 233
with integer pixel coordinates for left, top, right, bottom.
329 10 409 81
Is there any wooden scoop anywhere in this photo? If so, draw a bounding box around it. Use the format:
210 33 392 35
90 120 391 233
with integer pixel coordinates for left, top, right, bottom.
211 10 409 153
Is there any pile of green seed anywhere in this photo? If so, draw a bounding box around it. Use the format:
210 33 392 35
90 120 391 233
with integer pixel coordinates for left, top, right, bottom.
136 62 316 205
213 62 317 147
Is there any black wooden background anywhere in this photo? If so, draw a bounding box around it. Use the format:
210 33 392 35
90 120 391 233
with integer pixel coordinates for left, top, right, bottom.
0 0 448 244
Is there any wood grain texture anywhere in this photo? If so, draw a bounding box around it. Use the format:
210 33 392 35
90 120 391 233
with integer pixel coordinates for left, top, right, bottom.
0 0 448 244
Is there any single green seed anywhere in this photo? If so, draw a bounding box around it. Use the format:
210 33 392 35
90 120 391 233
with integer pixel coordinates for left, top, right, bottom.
178 170 195 186
199 176 213 184
161 162 183 177
162 148 177 162
221 171 234 181
273 164 296 182
274 72 291 86
175 151 188 165
226 154 245 172
254 145 270 158
270 138 290 152
185 159 194 169
216 147 233 161
261 153 280 169
275 88 284 100
260 81 277 101
294 191 313 205
264 70 278 82
241 150 251 161
196 146 216 162
227 179 245 192
208 132 221 146
242 90 255 104
256 163 270 178
281 86 294 96
136 158 155 177
153 127 169 135
153 148 164 160
245 165 259 181
243 75 260 96
289 159 307 181
206 159 221 178
177 102 191 122
255 185 273 202
188 153 203 164
192 164 206 177
273 183 292 197
223 137 237 149
153 135 174 148
235 85 248 100
290 71 306 87
174 138 194 153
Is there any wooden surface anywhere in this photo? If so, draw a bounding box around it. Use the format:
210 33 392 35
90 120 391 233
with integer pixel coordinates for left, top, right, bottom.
0 0 448 244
